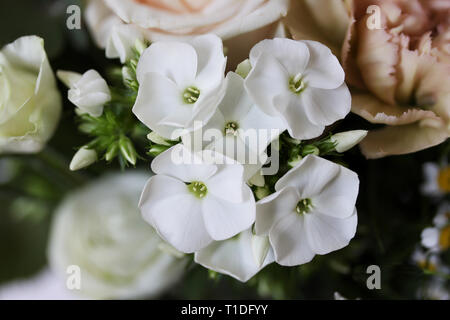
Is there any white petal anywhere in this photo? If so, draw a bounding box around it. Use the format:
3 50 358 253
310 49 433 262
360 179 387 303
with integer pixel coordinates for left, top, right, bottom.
139 175 212 253
274 93 325 140
218 72 252 121
56 70 81 88
105 24 143 63
269 213 315 266
249 38 310 75
303 40 345 90
305 209 358 255
205 162 245 203
151 144 217 182
132 72 186 138
245 53 290 116
190 34 226 92
136 41 197 87
301 84 351 126
202 186 255 241
251 234 271 267
194 228 274 282
313 165 359 219
275 155 340 198
255 186 299 235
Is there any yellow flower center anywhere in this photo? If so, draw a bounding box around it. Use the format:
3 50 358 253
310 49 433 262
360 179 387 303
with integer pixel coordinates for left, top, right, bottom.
418 259 437 272
437 167 450 192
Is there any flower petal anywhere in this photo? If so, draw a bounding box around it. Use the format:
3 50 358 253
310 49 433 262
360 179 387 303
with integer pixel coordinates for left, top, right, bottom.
136 41 197 87
301 83 351 126
202 186 255 241
194 228 274 283
255 186 299 235
269 213 315 266
139 175 212 253
151 144 217 182
205 161 245 203
313 165 359 219
245 53 290 116
275 155 340 198
305 209 357 255
303 40 345 90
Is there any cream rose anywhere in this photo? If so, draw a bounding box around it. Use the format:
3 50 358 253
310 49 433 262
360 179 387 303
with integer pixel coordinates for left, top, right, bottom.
48 172 187 299
0 36 62 154
85 0 289 68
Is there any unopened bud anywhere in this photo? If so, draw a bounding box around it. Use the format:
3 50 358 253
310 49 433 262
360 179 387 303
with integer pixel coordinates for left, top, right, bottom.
331 130 368 153
69 146 97 171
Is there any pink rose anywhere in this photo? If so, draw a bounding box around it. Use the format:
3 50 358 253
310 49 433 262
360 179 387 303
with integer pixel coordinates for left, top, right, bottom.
85 0 289 68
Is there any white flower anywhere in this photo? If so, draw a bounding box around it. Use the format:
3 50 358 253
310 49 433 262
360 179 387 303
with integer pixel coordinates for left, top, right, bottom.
331 130 368 153
139 144 256 253
132 34 226 139
255 155 359 266
422 162 450 196
48 172 187 299
105 24 145 63
69 146 97 171
186 71 285 180
194 228 274 282
0 269 77 300
421 202 450 252
412 247 441 272
422 280 450 300
57 69 111 117
0 36 61 154
245 38 351 140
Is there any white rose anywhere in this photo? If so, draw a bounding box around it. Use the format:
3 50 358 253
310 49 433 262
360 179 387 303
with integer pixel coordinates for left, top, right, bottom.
85 0 290 68
48 172 187 299
0 36 62 154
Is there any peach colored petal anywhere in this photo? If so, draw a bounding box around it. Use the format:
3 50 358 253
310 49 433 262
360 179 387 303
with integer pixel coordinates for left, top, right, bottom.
360 121 449 159
351 92 438 125
284 0 351 56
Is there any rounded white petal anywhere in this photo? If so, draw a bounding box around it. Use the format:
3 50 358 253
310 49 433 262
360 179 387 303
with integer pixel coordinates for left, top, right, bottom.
139 175 212 253
269 213 316 266
194 228 274 282
202 185 255 241
255 186 299 235
249 38 310 74
136 41 197 87
57 70 82 88
245 52 290 116
151 144 217 182
205 162 245 203
304 209 358 255
275 155 340 198
313 164 359 219
303 40 345 90
132 72 187 138
301 83 351 126
274 93 325 140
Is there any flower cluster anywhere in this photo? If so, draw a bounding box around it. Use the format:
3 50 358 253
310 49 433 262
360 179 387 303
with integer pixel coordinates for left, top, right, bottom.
127 34 363 281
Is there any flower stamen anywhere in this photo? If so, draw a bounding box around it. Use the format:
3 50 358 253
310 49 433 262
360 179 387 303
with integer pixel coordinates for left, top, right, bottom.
224 121 239 135
296 198 313 215
187 181 208 199
183 86 200 104
289 73 307 94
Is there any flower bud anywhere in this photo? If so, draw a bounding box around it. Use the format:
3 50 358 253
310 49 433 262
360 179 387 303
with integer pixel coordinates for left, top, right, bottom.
147 132 172 146
119 136 137 165
236 59 252 78
331 130 368 153
105 142 119 162
301 145 319 156
69 146 97 171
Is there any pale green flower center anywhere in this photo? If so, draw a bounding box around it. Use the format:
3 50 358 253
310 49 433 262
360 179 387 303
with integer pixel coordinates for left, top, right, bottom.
187 181 208 199
296 198 313 215
183 86 200 104
289 73 307 94
224 121 239 135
